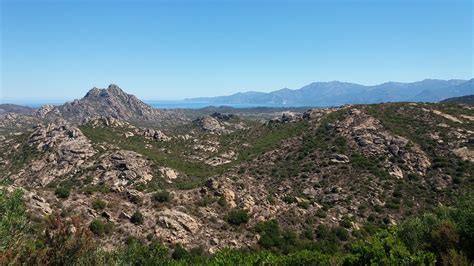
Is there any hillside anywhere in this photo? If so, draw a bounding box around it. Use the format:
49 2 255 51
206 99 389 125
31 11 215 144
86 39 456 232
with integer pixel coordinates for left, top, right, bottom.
441 95 474 105
0 104 35 115
187 79 473 106
1 86 473 264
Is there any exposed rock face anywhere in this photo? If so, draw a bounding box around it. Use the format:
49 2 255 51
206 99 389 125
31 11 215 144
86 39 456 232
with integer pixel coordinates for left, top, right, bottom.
0 112 38 129
12 121 96 186
155 209 200 245
205 157 231 166
330 154 350 164
194 113 245 133
84 116 171 141
142 128 171 141
35 105 57 118
91 150 154 190
194 116 226 132
25 191 53 217
269 111 303 123
159 167 179 182
36 84 175 123
337 109 431 177
84 116 135 128
452 147 474 162
424 108 463 123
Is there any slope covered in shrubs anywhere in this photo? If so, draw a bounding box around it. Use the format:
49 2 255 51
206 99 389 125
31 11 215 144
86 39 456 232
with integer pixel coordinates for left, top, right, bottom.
1 187 472 265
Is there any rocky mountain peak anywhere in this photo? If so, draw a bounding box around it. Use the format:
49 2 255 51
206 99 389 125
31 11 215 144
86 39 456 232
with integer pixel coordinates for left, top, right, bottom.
84 84 127 99
34 84 176 123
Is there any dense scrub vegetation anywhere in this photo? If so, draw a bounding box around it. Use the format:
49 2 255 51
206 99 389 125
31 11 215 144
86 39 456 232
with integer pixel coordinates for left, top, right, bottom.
1 187 472 265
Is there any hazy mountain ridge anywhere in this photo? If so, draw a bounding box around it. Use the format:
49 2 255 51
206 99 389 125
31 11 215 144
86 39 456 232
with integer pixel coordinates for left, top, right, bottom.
0 104 35 115
186 79 473 106
441 94 474 105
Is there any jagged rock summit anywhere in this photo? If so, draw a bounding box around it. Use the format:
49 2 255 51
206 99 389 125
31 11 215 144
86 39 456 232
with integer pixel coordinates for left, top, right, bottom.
37 84 165 122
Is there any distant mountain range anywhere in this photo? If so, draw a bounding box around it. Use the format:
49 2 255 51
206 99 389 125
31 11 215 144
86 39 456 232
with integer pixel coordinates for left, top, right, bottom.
0 104 35 115
186 79 474 106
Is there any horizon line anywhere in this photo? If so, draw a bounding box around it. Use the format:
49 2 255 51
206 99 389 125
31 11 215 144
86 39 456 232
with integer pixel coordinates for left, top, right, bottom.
2 77 472 104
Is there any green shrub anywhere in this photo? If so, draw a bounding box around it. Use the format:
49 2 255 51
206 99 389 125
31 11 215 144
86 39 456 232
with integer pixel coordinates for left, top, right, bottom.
89 219 114 236
282 195 296 204
255 219 282 249
153 191 171 203
339 216 353 229
297 201 310 209
0 189 29 251
218 196 228 207
55 187 70 199
348 229 436 265
196 195 215 207
91 199 107 210
225 209 249 225
430 221 459 254
171 244 189 260
440 249 470 266
333 227 349 241
316 224 331 240
119 239 171 265
128 194 142 205
130 211 144 225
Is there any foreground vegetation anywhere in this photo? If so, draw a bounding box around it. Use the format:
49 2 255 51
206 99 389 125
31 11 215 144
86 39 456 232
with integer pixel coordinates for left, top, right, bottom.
1 188 472 265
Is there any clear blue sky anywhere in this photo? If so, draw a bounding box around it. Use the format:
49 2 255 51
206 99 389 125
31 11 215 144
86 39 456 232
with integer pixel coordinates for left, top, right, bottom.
1 0 472 102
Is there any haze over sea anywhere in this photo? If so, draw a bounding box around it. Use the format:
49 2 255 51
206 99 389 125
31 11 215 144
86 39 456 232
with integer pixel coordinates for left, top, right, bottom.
16 101 293 109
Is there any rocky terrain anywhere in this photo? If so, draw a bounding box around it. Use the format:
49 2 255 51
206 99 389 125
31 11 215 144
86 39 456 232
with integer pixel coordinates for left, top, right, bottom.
1 87 473 261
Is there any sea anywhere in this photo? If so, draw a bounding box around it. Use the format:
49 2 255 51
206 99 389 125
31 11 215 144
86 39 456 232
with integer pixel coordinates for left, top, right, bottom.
15 101 298 109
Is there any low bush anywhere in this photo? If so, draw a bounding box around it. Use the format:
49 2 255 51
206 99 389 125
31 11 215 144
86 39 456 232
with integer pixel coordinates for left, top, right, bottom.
153 191 171 203
130 211 144 225
91 199 107 210
55 187 70 199
225 209 249 225
89 219 114 236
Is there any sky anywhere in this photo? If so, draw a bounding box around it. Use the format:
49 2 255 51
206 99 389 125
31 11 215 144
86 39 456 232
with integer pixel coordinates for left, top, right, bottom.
1 0 472 102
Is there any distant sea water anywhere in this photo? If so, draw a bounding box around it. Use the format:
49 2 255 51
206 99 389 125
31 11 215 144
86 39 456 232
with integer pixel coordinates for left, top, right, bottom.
145 101 295 109
12 100 299 109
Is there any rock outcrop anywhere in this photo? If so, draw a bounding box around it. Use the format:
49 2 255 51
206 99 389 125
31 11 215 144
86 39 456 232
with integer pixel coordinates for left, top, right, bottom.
35 85 185 124
194 116 226 132
12 121 96 186
155 209 201 245
90 150 154 190
337 109 431 177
